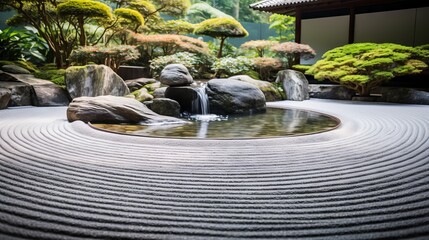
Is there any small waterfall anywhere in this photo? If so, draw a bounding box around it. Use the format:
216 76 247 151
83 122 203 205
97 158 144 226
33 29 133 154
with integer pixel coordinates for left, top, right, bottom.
192 85 209 115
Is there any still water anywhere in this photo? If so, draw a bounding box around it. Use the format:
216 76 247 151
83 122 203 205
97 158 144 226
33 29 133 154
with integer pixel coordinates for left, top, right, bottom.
91 108 340 139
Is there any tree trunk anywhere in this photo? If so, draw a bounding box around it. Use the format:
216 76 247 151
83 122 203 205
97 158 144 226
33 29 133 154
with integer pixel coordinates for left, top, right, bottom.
78 16 86 46
359 85 371 97
217 37 226 58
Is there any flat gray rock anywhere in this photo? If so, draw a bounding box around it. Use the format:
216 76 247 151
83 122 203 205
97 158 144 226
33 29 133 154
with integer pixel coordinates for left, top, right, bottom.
159 64 193 87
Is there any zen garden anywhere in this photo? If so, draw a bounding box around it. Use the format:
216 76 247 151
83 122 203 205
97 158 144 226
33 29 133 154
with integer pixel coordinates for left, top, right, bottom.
0 0 428 239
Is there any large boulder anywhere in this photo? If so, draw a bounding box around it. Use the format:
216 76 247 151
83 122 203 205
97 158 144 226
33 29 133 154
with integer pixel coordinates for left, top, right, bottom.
65 64 130 99
151 98 181 117
309 84 355 100
32 85 70 106
153 87 167 98
0 82 33 106
165 86 200 113
380 87 429 105
0 88 11 109
67 95 183 124
229 75 284 101
206 79 266 115
159 64 193 86
276 70 310 101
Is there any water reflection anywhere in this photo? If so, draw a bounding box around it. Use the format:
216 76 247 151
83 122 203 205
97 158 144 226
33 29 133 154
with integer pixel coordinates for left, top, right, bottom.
92 108 339 139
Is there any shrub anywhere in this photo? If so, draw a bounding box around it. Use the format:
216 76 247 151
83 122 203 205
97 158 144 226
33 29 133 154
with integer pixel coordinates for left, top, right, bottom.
130 33 210 64
153 20 195 34
240 40 278 57
306 43 428 96
271 42 316 67
194 17 248 58
252 57 284 81
69 45 140 71
212 57 253 78
292 64 311 73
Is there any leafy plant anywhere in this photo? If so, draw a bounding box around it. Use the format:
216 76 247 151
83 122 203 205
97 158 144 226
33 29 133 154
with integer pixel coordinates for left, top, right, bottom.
269 14 295 42
194 17 248 58
185 2 233 23
69 45 140 71
306 43 428 96
150 52 213 78
0 27 48 65
212 56 253 78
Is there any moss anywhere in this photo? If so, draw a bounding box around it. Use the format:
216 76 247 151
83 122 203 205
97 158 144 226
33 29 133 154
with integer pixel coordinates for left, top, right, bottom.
0 60 38 72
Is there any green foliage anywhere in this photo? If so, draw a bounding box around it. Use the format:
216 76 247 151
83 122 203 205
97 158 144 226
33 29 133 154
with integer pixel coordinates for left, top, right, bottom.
194 17 248 38
212 56 253 78
268 14 295 42
34 69 66 87
58 0 113 19
114 8 145 32
154 20 195 34
150 52 214 78
69 45 140 71
151 0 191 17
0 60 38 73
130 33 210 64
0 27 49 65
292 64 311 73
185 2 233 23
306 43 428 96
194 17 248 58
271 42 316 67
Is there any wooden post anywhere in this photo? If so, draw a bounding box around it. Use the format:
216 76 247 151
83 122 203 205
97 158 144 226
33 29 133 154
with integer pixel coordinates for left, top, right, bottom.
295 8 302 65
348 8 355 44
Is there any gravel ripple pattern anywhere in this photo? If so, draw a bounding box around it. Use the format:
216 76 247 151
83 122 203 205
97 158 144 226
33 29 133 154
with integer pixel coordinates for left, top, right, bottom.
0 99 428 240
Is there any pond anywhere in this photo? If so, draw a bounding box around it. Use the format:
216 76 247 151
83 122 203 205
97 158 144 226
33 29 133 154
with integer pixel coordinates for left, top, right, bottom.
91 107 340 139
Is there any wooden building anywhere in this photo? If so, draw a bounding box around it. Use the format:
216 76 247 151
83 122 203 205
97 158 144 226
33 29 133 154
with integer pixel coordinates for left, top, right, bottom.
250 0 429 64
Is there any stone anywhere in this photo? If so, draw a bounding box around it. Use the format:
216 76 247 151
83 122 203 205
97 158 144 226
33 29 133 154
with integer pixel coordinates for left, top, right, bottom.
380 87 429 105
151 98 181 117
65 64 130 99
145 81 161 91
125 78 157 92
0 82 33 106
159 64 193 86
276 70 310 101
309 84 355 100
117 66 150 80
0 71 21 82
0 88 11 109
206 78 266 115
165 86 199 113
32 85 70 106
153 87 167 98
67 95 183 124
132 88 154 102
229 75 284 101
1 65 31 74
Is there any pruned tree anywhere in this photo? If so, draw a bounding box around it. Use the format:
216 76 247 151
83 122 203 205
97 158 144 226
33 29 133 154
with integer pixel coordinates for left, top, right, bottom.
268 14 295 42
306 43 428 96
114 8 145 33
153 20 195 35
57 0 113 46
270 42 316 67
194 17 248 58
240 40 278 57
